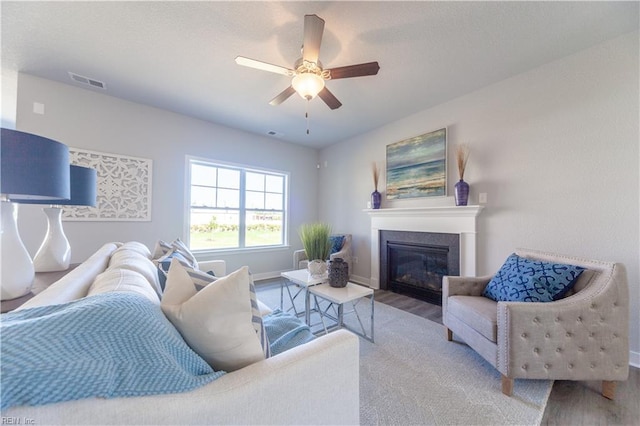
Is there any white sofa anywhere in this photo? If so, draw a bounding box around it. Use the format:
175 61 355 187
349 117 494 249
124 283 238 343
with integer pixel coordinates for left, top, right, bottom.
2 242 360 425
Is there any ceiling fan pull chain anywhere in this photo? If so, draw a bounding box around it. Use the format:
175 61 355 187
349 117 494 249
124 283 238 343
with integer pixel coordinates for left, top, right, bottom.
306 100 310 134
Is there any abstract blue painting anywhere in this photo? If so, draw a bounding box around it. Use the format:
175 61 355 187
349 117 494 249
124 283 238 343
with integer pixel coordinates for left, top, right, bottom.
386 128 447 199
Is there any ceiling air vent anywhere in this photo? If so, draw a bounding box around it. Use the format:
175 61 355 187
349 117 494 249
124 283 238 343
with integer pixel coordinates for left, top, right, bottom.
68 72 106 90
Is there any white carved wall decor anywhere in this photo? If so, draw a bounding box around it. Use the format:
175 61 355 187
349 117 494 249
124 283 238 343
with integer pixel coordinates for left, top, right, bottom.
64 148 152 221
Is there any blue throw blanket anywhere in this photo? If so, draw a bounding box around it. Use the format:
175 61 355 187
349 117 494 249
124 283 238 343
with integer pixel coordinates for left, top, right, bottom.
1 293 225 410
263 309 315 356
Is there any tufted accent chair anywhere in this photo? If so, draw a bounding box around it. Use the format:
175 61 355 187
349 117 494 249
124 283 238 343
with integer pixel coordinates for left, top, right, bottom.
442 248 629 399
293 234 352 273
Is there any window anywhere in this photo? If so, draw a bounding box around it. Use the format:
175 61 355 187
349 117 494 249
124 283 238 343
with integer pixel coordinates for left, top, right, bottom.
187 157 288 251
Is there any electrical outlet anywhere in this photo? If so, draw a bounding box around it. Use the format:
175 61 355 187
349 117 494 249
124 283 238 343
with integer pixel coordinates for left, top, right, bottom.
479 193 487 204
33 102 45 115
353 257 358 264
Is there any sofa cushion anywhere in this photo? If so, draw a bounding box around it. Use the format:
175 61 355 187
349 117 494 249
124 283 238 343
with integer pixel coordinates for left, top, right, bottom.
447 295 498 342
88 269 160 305
161 260 269 372
109 249 163 297
482 253 584 302
114 241 152 258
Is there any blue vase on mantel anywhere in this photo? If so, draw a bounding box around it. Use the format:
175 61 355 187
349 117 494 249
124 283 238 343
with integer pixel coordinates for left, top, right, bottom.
371 190 381 209
454 179 469 206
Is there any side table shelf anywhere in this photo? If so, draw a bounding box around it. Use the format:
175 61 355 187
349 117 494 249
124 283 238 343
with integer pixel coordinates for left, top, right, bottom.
1 264 79 313
309 282 375 342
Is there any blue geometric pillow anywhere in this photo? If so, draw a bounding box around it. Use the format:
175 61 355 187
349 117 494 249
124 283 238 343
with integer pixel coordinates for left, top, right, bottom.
328 235 345 256
482 253 584 303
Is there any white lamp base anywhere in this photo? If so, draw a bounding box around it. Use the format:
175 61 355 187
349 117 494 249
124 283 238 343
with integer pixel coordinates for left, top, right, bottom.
1 201 35 300
33 207 71 272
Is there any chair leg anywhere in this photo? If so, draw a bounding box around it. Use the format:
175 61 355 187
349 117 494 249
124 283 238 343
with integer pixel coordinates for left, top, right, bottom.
501 375 514 396
602 380 617 400
445 327 453 341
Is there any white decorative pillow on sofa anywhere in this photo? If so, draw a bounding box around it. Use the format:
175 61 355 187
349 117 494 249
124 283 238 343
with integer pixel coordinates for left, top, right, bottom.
161 259 269 372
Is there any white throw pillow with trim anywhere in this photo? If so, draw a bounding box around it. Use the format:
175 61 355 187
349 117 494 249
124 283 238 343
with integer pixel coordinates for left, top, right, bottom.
161 259 268 371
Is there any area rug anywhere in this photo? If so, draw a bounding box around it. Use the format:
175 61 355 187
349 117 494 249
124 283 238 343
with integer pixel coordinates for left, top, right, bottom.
256 283 553 425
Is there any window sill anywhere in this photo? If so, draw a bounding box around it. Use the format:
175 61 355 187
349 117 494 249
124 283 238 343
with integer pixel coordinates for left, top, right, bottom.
194 245 291 259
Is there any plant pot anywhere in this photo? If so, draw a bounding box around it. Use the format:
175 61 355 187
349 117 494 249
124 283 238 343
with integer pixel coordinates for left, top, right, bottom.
308 259 328 278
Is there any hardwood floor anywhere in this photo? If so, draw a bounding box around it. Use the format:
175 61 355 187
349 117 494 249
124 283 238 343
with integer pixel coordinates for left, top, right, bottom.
373 288 640 426
257 279 638 424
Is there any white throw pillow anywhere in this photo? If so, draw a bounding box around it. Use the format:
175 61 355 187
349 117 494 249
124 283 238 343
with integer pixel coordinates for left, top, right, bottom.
88 268 160 305
161 259 268 371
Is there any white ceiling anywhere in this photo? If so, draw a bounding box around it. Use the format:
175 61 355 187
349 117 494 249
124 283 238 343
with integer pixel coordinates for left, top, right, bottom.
2 1 638 148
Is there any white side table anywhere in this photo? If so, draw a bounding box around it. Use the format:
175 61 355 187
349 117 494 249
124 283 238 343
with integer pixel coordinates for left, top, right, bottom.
280 269 328 325
309 282 375 342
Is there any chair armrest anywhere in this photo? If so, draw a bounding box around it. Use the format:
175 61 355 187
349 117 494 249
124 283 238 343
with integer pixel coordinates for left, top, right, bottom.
442 275 492 298
293 249 308 270
442 275 492 319
496 263 629 381
198 260 226 277
330 248 351 264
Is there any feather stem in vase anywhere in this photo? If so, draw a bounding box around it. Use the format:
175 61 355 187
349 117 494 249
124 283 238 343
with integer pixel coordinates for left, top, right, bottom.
456 144 470 180
372 162 379 191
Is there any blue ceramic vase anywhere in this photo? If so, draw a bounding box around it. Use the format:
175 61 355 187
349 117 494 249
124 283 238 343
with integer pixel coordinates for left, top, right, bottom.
371 190 381 209
454 179 469 206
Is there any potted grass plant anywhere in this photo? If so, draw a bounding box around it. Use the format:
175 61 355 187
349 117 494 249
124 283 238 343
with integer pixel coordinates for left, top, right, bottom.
298 222 332 277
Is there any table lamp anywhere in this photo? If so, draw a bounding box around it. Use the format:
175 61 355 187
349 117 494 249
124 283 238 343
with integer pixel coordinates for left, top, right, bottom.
12 165 97 272
1 128 70 300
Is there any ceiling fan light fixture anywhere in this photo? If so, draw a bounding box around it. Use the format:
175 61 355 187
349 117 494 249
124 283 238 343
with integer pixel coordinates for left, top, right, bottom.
292 72 325 100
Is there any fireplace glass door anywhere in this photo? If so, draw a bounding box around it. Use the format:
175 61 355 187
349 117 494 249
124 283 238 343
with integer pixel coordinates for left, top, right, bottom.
387 243 449 305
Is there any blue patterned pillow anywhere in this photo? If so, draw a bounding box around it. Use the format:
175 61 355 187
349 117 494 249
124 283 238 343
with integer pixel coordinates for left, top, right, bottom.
483 253 584 302
328 235 344 256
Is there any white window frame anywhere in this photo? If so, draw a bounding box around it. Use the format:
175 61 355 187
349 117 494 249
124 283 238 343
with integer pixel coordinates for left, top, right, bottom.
184 155 289 253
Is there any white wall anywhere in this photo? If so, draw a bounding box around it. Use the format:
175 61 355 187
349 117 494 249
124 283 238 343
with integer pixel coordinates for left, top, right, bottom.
319 32 640 362
15 74 319 277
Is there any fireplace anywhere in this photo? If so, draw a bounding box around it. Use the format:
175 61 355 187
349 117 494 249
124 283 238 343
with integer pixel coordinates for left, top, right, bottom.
380 230 460 305
366 205 483 292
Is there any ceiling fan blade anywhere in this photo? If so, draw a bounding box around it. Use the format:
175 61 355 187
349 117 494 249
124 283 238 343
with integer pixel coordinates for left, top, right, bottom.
327 62 380 80
302 14 325 64
235 56 294 76
318 87 342 110
269 86 296 106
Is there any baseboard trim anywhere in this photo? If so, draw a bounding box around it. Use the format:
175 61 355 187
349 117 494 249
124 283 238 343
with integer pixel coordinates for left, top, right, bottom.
252 270 286 282
630 351 639 368
348 274 371 287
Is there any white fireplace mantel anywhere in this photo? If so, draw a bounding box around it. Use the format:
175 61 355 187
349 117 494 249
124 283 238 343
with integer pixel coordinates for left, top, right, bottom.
365 205 484 289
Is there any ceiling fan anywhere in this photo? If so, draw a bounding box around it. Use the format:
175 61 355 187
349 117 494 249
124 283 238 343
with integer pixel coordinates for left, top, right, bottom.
235 14 380 111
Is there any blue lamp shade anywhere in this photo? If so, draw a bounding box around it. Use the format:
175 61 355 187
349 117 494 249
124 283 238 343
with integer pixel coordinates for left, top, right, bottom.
61 165 97 207
14 165 98 207
1 128 70 200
